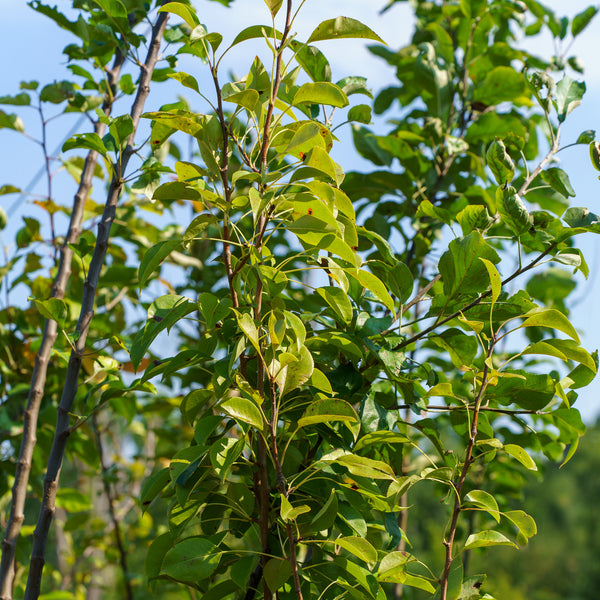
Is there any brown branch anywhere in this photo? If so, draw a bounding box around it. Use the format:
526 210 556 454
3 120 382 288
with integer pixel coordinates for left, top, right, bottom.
268 382 303 600
439 343 494 600
258 0 293 172
91 417 133 600
210 66 240 310
22 11 169 599
0 50 127 600
396 404 544 416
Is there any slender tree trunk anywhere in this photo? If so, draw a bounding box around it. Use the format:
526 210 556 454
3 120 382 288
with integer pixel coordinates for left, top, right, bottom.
0 50 126 600
22 10 169 599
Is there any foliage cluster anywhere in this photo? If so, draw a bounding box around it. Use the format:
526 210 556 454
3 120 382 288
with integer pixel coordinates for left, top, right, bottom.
1 0 599 599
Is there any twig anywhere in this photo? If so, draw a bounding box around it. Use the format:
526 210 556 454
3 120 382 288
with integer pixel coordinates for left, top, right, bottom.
22 10 169 599
0 50 127 600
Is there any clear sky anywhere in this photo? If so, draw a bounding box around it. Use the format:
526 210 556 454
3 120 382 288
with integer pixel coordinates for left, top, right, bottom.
2 0 600 419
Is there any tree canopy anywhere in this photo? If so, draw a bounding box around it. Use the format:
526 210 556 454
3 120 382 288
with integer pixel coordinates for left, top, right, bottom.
1 1 599 599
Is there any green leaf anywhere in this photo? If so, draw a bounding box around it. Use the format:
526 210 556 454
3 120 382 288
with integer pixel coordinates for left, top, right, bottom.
276 344 314 397
220 396 263 429
289 41 332 82
223 89 260 110
354 431 409 452
486 370 555 411
0 110 25 132
92 0 127 19
333 453 396 480
464 489 500 522
0 93 30 106
337 76 373 98
541 168 575 198
474 66 525 105
523 338 595 371
231 25 281 47
62 133 108 156
141 468 171 511
503 510 537 543
310 489 338 532
0 185 21 196
167 71 200 94
463 530 517 550
486 139 515 185
40 80 75 103
280 495 311 522
209 438 243 480
497 185 533 236
333 536 378 568
348 104 372 124
572 6 598 36
456 205 495 235
236 312 263 358
377 550 412 581
519 308 580 343
298 398 358 428
293 82 349 108
161 537 220 582
158 2 199 28
307 17 385 44
480 258 501 305
353 269 395 313
32 298 69 330
138 240 182 287
264 0 283 17
577 129 595 144
130 295 197 371
146 532 172 579
554 75 585 122
337 502 367 537
317 285 353 324
190 26 223 52
264 557 291 592
504 444 537 471
438 231 500 299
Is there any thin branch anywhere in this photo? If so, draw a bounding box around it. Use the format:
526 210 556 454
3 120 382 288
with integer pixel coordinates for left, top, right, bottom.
396 404 544 415
23 11 169 599
36 103 57 260
210 66 239 309
394 243 555 352
518 123 561 196
402 274 441 315
91 417 133 600
439 341 494 600
0 50 127 600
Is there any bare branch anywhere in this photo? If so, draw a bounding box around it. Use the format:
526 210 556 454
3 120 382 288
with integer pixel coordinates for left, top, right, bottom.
0 49 126 600
22 10 169 599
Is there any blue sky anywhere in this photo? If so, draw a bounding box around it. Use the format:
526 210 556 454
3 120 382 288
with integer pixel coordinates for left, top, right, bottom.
2 0 600 419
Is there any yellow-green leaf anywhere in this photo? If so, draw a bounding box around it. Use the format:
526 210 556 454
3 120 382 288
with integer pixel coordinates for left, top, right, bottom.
519 308 580 343
307 17 385 44
504 443 537 471
293 82 349 108
333 536 378 568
